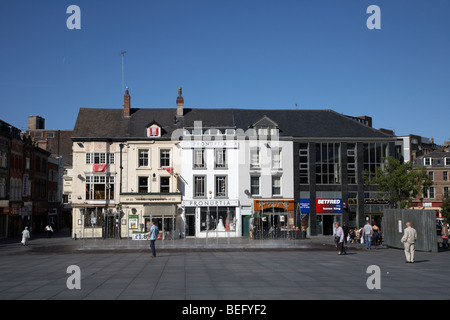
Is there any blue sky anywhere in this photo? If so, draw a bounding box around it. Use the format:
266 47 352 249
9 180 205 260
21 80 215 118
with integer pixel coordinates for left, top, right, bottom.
0 0 449 143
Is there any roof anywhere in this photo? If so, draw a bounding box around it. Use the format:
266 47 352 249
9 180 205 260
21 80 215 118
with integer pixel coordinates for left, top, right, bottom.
415 150 450 160
72 107 392 140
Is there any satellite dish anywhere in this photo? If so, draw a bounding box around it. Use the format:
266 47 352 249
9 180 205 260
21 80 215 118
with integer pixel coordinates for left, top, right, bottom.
244 190 251 197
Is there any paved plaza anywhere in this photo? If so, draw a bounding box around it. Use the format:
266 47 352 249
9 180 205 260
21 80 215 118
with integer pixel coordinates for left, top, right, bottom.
0 236 449 301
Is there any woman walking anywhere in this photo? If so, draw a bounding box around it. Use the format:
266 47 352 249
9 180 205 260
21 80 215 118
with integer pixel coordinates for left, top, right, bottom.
334 222 346 255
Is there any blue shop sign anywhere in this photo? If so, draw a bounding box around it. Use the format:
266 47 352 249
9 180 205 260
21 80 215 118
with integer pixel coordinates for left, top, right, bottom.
299 199 310 213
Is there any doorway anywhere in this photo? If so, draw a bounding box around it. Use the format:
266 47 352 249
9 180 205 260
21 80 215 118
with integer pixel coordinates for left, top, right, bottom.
186 214 195 237
103 213 121 239
317 214 342 235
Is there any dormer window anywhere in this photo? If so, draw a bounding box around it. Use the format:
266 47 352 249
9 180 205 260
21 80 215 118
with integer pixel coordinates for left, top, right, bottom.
251 115 279 137
225 129 235 136
146 122 162 138
424 157 431 166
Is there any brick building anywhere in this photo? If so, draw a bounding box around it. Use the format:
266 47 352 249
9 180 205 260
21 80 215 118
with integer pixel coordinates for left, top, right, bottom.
411 150 450 217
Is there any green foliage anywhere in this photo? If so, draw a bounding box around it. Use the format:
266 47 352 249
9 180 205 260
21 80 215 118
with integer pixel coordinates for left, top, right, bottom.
441 194 450 223
363 157 433 209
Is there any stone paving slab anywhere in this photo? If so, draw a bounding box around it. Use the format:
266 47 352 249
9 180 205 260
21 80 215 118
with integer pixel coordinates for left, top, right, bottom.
0 236 449 301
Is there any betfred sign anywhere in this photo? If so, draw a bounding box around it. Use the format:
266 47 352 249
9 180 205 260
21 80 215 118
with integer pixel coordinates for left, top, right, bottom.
316 198 342 214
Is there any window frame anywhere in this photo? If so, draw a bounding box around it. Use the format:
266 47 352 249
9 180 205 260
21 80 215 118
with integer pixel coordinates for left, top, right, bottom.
194 175 206 198
138 149 149 168
215 175 228 198
160 149 171 168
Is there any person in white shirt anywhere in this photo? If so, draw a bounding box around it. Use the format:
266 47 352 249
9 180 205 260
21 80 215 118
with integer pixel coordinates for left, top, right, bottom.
21 227 30 246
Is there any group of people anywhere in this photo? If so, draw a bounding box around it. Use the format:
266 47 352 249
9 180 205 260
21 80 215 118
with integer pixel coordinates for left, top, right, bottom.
345 222 382 248
333 221 382 254
334 220 418 263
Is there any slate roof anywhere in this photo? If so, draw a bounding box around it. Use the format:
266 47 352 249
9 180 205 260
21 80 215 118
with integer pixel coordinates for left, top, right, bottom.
72 107 391 140
412 150 450 169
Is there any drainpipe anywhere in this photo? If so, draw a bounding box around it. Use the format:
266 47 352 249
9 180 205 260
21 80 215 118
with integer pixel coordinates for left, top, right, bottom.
119 143 124 194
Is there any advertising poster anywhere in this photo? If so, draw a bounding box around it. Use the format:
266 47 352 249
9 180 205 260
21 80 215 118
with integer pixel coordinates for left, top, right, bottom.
129 215 138 229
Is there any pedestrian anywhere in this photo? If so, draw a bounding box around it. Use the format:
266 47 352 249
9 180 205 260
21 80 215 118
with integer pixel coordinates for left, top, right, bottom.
45 224 53 238
342 222 349 245
372 222 380 247
401 221 417 263
21 227 30 246
363 221 373 249
148 221 159 258
359 227 364 244
334 222 346 255
441 222 448 249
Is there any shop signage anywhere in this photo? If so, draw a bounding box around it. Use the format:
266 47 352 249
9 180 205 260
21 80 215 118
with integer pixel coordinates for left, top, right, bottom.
182 141 238 149
182 200 239 207
132 231 162 240
299 199 310 213
316 198 342 213
254 199 295 211
132 231 148 240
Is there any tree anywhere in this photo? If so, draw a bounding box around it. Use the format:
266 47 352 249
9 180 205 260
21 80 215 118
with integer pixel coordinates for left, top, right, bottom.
363 157 433 209
441 194 450 223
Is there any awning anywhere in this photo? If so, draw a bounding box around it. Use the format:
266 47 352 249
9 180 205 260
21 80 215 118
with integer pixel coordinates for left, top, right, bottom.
143 205 177 217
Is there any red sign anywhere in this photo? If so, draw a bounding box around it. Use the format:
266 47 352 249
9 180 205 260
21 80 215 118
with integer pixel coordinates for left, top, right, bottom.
166 167 173 174
93 164 107 172
316 198 342 214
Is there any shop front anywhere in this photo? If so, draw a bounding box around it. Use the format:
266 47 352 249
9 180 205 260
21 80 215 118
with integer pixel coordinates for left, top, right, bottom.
120 192 182 240
363 198 390 228
73 204 120 239
143 204 180 240
315 198 342 236
181 200 240 238
252 199 296 239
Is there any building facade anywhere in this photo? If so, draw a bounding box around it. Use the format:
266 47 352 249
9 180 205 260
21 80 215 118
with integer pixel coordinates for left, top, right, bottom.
411 151 450 217
25 115 73 233
71 89 182 239
71 88 398 239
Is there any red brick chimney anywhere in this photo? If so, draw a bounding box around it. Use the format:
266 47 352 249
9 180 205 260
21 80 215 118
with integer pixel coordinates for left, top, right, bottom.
176 87 184 117
124 87 131 117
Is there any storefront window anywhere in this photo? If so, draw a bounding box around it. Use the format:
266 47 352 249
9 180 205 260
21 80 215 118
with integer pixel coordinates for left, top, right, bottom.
84 208 105 227
200 207 236 232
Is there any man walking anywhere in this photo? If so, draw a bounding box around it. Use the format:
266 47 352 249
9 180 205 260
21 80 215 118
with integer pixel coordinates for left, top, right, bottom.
401 221 417 263
148 221 159 258
363 221 373 250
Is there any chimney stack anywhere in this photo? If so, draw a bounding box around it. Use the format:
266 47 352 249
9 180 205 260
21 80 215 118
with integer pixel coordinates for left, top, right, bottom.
176 87 184 117
28 115 45 130
124 87 131 117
